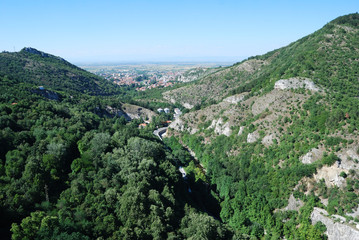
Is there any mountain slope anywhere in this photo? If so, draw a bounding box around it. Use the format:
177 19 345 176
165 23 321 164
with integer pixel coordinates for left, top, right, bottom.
163 13 359 108
0 47 120 95
0 54 232 239
165 13 359 239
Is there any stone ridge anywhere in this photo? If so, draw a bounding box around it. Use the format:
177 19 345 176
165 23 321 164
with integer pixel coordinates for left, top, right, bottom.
311 207 359 240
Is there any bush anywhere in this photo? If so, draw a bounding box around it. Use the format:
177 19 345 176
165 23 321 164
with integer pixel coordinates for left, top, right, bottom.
339 171 347 178
322 154 340 166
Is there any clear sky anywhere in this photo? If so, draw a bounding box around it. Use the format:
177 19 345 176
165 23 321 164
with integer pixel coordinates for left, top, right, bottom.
0 0 358 63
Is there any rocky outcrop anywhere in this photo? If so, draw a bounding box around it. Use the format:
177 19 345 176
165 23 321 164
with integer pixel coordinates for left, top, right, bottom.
223 94 246 104
282 194 304 212
312 147 359 187
337 147 359 170
311 147 359 187
168 117 198 134
176 67 215 82
121 104 157 121
262 134 275 147
274 78 321 92
247 131 259 143
238 126 245 136
311 207 359 240
300 148 323 164
208 118 232 137
31 88 61 101
314 165 347 187
23 47 66 62
251 89 305 116
183 103 194 109
169 118 185 132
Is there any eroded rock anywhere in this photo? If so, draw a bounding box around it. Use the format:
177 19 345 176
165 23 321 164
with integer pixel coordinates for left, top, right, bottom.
337 148 359 170
238 126 245 136
208 118 232 136
301 148 323 164
314 166 347 187
274 78 321 92
169 118 185 131
283 194 304 212
262 134 275 147
223 94 246 104
311 207 359 240
247 131 259 143
183 103 194 109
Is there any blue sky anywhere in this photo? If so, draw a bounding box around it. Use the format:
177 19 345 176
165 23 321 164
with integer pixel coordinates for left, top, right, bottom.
1 0 358 63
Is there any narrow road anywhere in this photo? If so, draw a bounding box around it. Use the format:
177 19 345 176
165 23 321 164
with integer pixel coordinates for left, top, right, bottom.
153 127 168 141
153 126 188 178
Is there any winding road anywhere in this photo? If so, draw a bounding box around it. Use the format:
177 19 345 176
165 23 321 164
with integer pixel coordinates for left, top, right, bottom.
153 127 168 141
153 126 188 181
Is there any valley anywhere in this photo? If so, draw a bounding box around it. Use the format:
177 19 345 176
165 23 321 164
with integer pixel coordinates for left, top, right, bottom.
1 12 359 240
82 63 228 92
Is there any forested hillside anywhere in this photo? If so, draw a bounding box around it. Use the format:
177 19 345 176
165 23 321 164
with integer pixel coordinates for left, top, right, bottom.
0 57 231 239
162 13 359 239
0 48 121 96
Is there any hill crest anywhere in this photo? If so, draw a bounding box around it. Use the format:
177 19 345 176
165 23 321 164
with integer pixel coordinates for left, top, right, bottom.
0 48 121 95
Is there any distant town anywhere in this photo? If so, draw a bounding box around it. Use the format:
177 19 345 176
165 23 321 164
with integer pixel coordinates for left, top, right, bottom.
81 63 231 91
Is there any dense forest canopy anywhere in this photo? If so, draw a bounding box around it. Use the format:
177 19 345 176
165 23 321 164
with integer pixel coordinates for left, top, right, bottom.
0 72 233 239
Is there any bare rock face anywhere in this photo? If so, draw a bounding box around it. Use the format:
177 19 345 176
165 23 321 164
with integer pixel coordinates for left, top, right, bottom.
223 94 246 104
312 147 359 188
169 118 198 134
238 126 245 136
311 207 359 240
301 148 323 164
120 104 157 121
169 118 185 131
274 78 321 92
346 149 359 161
283 194 304 211
247 131 259 143
251 88 301 116
337 147 359 170
314 165 347 187
262 134 275 147
183 103 194 109
208 118 232 136
320 198 329 207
